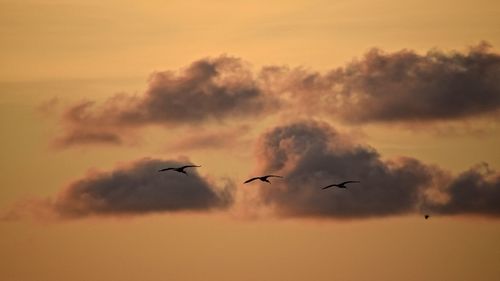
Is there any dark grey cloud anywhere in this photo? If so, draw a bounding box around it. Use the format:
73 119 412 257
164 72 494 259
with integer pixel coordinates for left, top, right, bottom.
253 120 500 218
51 158 234 218
56 56 276 147
254 120 437 218
53 43 500 147
261 42 500 123
426 163 500 216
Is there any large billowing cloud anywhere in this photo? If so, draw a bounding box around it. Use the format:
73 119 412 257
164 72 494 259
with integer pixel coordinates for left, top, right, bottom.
45 158 234 218
266 42 500 123
53 43 500 148
253 120 437 218
55 56 276 147
4 121 500 221
251 120 500 218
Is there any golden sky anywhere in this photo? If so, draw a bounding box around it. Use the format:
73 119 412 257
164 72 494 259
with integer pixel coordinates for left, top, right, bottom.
1 0 500 280
2 0 500 80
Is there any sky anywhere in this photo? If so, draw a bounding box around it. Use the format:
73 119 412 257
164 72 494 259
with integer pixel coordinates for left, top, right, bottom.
1 0 500 280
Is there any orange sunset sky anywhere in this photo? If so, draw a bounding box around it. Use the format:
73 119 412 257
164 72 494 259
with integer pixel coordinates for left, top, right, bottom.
1 1 500 281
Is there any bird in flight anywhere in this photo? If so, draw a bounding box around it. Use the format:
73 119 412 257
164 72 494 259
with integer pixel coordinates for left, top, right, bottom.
158 165 201 175
321 180 360 189
424 214 430 219
244 175 283 184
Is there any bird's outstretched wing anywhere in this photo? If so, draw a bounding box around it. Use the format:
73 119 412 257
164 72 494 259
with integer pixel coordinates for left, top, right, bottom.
158 167 174 172
180 165 201 169
339 180 360 185
321 184 336 190
265 175 283 178
244 177 260 184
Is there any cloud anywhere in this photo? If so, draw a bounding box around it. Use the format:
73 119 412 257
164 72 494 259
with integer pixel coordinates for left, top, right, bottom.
251 120 500 218
53 43 500 147
262 42 500 124
4 121 500 221
252 120 437 218
426 163 500 216
6 158 234 219
53 130 123 147
56 56 277 147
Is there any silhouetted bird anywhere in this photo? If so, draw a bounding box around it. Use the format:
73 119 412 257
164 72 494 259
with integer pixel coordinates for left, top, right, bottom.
244 175 283 184
158 165 201 175
321 180 360 189
425 214 430 219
